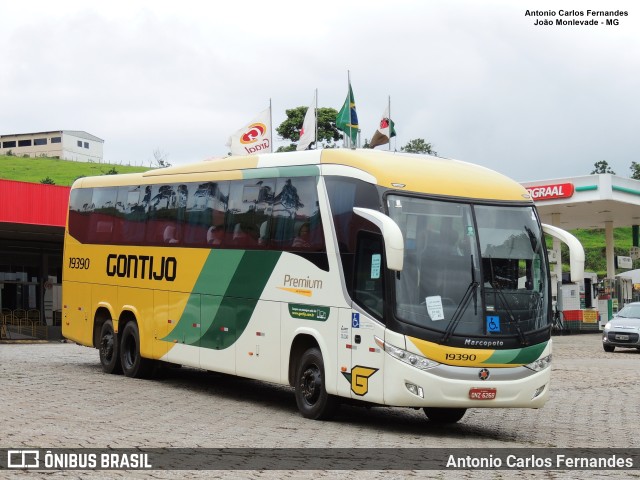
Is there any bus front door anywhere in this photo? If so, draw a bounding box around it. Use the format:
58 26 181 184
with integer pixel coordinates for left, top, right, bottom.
337 308 385 404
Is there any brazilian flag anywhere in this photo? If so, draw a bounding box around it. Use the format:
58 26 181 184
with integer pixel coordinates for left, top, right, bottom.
336 83 359 145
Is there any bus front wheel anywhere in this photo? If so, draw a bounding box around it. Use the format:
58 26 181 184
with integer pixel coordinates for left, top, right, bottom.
294 348 337 420
99 319 122 374
119 321 154 379
423 407 467 424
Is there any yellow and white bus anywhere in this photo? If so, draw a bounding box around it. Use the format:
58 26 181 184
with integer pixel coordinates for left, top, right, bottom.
62 149 583 423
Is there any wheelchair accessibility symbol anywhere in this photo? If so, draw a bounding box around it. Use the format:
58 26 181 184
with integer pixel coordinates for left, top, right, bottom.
487 316 500 333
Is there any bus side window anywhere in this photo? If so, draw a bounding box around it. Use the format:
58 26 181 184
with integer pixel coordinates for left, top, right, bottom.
272 177 324 252
114 186 145 244
88 187 117 244
145 184 180 245
68 188 93 243
353 232 385 321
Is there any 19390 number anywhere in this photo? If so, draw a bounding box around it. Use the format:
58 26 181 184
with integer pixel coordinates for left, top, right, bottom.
69 257 90 269
445 353 477 361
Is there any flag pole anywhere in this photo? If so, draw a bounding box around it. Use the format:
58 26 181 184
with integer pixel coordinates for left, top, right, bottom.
387 95 391 151
347 70 352 149
314 88 318 150
269 98 273 153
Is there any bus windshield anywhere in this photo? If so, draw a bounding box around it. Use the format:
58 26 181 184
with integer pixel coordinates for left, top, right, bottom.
388 195 549 340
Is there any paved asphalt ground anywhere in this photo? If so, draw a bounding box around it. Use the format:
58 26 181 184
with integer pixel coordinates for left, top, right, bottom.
1 333 639 479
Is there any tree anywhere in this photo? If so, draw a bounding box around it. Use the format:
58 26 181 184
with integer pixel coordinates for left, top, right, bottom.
591 160 615 174
401 138 437 155
630 162 640 180
276 106 343 151
40 176 55 185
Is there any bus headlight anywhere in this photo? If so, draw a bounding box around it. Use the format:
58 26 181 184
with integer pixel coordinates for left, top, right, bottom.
374 336 439 370
525 354 552 372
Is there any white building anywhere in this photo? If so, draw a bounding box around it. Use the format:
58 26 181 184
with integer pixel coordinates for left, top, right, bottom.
0 130 104 162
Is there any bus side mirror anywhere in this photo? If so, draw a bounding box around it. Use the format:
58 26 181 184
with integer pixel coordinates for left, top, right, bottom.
353 207 404 271
542 223 585 283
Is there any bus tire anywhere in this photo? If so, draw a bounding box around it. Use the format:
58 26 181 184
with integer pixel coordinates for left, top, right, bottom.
294 347 337 420
423 407 467 424
99 319 122 374
119 321 154 379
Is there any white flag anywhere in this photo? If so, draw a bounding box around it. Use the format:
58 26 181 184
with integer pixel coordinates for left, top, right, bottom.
369 105 396 149
226 107 272 156
297 92 316 151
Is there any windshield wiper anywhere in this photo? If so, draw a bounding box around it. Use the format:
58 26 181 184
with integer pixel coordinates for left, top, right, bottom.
441 281 479 344
487 256 528 346
524 225 539 253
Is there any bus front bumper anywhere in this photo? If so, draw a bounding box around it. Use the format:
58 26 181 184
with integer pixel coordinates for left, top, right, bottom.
383 359 551 409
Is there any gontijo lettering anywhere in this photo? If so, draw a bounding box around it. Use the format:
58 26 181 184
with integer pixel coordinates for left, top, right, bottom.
106 254 177 281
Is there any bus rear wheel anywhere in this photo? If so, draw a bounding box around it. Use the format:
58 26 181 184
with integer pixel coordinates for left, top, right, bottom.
294 348 337 420
119 321 154 379
423 407 467 424
99 319 122 374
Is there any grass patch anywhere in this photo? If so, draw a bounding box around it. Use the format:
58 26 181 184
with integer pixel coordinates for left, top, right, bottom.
0 155 149 186
549 227 639 277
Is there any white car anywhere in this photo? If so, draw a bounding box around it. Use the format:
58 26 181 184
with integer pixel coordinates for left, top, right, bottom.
602 302 640 352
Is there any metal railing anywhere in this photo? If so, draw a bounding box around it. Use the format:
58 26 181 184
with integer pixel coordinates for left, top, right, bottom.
1 311 48 340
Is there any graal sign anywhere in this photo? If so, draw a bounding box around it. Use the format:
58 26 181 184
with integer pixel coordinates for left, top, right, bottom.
526 183 574 201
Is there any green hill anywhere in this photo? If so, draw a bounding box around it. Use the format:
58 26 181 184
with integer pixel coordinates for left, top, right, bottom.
0 154 149 186
564 228 638 277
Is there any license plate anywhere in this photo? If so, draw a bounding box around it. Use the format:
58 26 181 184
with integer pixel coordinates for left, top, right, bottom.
469 387 497 400
615 334 629 340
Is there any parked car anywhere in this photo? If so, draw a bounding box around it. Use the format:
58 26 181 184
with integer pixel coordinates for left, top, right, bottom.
602 302 640 352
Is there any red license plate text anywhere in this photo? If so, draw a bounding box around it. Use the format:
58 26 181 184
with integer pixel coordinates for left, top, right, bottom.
469 387 497 400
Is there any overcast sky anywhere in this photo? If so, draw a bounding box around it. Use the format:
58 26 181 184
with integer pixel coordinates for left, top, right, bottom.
1 0 638 182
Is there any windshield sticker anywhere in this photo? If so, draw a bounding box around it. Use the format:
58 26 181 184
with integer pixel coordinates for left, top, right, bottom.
371 254 381 279
487 315 501 333
426 296 445 321
466 225 475 236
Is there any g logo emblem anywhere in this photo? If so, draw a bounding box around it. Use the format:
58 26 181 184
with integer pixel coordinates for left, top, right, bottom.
341 366 378 396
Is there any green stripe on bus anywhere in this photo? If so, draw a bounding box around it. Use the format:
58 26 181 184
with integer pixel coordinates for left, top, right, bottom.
163 250 282 350
199 250 281 349
484 341 547 365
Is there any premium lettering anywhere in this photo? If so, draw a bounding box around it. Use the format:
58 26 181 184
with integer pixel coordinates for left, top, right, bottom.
283 274 323 289
106 254 177 281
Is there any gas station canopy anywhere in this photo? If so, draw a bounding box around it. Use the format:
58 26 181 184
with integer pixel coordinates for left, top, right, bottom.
522 174 640 278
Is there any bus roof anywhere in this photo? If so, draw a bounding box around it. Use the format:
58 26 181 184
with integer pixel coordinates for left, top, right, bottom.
72 149 530 202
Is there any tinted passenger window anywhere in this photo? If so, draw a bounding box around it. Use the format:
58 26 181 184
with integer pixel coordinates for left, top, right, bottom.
113 186 146 244
226 179 275 249
271 177 324 252
184 181 229 247
68 188 94 242
146 184 179 245
88 188 118 243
